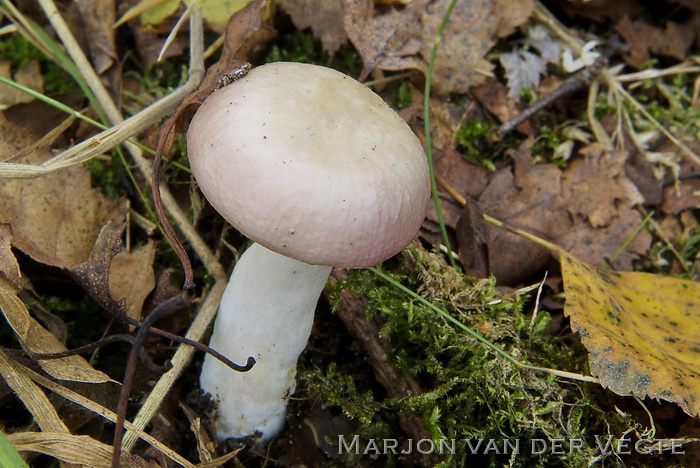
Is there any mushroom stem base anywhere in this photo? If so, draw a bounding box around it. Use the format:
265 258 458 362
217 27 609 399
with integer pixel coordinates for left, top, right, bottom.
199 243 331 441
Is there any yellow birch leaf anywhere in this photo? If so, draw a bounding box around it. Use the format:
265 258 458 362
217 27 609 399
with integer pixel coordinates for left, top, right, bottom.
561 252 700 416
201 0 256 32
140 0 181 26
138 0 255 33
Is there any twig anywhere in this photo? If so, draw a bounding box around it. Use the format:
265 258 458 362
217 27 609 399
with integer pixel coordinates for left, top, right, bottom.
122 280 227 451
111 295 188 468
22 300 255 374
497 56 607 137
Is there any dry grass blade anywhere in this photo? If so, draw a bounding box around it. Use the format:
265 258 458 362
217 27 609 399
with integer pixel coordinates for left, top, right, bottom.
8 432 148 468
534 1 700 167
1 2 222 462
16 362 195 467
0 349 68 433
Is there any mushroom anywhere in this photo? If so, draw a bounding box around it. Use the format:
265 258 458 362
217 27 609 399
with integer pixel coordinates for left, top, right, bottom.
188 62 430 441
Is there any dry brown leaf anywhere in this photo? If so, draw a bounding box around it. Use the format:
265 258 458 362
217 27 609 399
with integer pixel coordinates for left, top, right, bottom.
75 0 120 92
615 15 695 68
0 276 113 383
556 143 651 269
0 60 44 109
109 240 156 324
471 78 536 135
280 0 347 55
562 253 700 416
0 348 69 433
0 153 127 269
8 431 150 467
0 223 21 287
342 0 533 93
661 178 700 215
475 139 569 283
467 140 651 284
71 220 128 314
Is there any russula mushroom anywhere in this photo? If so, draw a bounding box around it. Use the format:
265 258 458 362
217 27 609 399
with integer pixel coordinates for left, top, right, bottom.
189 62 430 441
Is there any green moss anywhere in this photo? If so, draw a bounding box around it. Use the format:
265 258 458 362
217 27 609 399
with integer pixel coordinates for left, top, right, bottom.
455 118 497 170
394 81 413 109
0 34 45 67
0 34 76 94
531 124 566 166
85 154 127 199
263 29 362 77
308 247 636 466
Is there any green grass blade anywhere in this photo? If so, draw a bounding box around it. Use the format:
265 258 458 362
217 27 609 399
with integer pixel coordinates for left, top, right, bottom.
0 430 28 468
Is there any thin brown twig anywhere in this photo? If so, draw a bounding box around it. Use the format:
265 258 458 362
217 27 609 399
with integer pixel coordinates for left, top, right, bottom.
152 116 196 290
497 56 608 137
151 62 253 290
111 295 188 468
22 303 255 374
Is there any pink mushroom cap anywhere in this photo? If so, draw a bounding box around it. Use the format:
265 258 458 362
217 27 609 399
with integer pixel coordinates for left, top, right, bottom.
187 62 430 268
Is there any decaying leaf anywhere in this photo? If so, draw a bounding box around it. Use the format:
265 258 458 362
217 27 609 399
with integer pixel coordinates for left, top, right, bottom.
71 220 128 315
0 153 127 270
280 0 347 56
343 0 534 93
109 240 156 324
662 178 700 215
0 276 112 384
470 140 651 284
615 15 695 68
561 252 700 417
0 60 44 109
500 49 547 100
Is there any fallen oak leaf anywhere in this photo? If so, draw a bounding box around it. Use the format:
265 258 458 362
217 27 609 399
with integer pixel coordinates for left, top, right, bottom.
561 252 700 417
0 153 127 270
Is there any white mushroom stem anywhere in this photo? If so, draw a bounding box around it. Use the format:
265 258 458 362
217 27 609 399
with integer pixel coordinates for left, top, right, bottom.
199 242 332 441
